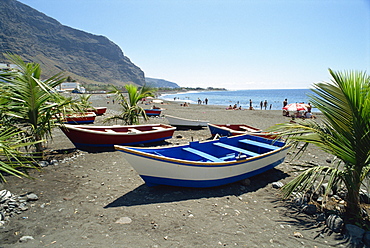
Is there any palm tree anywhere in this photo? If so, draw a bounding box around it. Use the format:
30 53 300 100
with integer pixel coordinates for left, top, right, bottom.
105 84 155 125
0 53 74 156
78 94 94 111
270 69 370 226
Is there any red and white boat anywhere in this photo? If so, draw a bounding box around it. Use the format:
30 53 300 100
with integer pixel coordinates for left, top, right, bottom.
63 112 96 124
60 123 176 152
208 123 276 139
89 107 107 115
144 109 162 117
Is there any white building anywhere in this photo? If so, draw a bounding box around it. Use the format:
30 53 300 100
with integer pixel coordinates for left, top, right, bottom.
58 82 86 93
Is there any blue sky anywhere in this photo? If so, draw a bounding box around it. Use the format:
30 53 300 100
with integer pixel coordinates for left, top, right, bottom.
18 0 369 89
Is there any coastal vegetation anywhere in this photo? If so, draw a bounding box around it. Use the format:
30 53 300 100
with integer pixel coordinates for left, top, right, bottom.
0 126 39 182
0 54 77 156
104 84 155 125
271 69 370 227
0 54 85 180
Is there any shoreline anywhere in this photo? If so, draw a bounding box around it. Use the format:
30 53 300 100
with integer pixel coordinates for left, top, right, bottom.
156 89 321 114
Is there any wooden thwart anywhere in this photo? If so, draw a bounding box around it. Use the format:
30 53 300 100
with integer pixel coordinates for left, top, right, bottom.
213 142 259 157
239 139 279 150
128 128 142 133
239 126 259 132
183 147 223 162
105 129 116 133
152 126 166 130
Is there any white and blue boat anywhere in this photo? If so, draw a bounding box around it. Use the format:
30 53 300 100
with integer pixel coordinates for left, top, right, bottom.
115 134 289 188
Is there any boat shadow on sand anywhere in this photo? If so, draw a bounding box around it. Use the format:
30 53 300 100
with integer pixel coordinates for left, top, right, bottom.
104 168 289 208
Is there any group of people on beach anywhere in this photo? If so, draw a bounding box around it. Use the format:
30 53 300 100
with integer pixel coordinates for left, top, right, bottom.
197 98 208 105
175 97 314 119
226 104 242 110
283 99 316 119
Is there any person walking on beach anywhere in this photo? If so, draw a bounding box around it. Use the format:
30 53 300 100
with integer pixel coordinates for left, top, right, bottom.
249 99 252 110
263 100 268 110
260 101 263 110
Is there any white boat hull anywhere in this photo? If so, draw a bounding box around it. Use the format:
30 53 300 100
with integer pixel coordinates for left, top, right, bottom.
165 115 208 127
116 138 289 187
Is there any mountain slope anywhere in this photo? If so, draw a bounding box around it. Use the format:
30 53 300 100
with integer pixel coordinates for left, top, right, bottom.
145 77 180 88
0 0 145 86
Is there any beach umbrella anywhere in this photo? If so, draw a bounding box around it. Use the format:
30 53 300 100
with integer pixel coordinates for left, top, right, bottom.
283 103 308 112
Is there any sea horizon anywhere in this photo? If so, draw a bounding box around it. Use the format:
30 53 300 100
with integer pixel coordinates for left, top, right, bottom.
159 89 316 111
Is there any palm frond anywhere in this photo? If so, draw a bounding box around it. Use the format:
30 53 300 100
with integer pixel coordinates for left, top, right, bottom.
0 126 39 182
272 69 369 224
281 165 341 198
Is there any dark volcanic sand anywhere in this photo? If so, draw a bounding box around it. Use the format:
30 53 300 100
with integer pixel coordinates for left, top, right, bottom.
0 95 344 247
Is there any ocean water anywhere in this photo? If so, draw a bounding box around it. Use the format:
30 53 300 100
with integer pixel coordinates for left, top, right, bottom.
159 89 316 111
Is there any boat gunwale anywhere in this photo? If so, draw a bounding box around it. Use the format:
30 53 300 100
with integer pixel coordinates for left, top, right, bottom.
64 112 97 118
208 123 262 132
114 142 290 167
165 115 209 125
61 123 176 136
208 123 278 138
208 123 245 135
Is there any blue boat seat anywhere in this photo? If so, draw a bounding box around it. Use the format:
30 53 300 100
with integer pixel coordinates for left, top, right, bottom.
182 147 223 162
213 142 259 157
219 153 236 161
239 139 279 150
154 151 163 156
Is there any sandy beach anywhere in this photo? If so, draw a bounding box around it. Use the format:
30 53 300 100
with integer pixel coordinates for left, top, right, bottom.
0 95 345 248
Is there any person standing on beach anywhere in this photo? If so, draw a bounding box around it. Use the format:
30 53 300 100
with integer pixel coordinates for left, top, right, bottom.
260 101 263 110
283 99 288 116
307 102 312 112
205 98 208 105
264 100 268 110
249 99 252 110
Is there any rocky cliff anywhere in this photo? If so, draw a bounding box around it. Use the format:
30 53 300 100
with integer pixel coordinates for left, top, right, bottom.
0 0 145 86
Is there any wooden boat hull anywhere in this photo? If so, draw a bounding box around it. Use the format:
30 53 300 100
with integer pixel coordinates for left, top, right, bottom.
61 124 176 152
63 112 96 124
165 115 209 128
208 123 276 139
87 107 107 115
145 109 162 116
115 134 289 188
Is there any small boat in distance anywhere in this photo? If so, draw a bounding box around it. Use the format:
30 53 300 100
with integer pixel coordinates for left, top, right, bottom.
61 123 176 152
165 115 209 129
208 123 276 139
115 134 288 188
87 107 107 115
63 112 96 124
145 109 162 117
